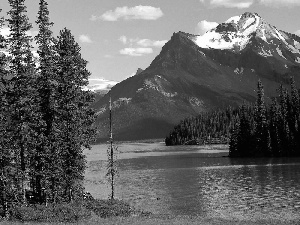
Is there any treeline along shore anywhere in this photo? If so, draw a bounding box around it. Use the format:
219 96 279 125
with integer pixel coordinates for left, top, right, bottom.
165 78 300 158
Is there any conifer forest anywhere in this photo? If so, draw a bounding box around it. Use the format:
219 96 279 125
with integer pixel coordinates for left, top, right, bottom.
165 78 300 157
0 0 96 213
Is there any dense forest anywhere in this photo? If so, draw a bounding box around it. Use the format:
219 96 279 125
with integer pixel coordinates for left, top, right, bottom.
0 0 96 215
165 78 300 157
230 78 300 157
165 107 241 145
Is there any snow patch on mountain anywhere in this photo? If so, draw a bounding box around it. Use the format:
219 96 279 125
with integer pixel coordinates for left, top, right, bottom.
192 12 300 57
189 97 204 107
234 67 244 74
225 16 241 24
113 98 132 109
194 13 261 50
276 47 286 60
144 78 177 97
258 48 272 57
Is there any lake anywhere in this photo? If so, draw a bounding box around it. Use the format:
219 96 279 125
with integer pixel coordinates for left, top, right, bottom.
84 142 300 221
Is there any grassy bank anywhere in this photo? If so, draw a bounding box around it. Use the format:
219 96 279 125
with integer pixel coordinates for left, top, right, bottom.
1 214 299 225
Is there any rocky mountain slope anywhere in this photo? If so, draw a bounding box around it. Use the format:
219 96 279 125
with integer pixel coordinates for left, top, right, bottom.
92 12 300 142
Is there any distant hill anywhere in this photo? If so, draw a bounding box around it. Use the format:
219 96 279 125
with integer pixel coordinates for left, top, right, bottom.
92 12 300 142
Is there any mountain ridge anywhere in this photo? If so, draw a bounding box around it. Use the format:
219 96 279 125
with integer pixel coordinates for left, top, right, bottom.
92 12 300 142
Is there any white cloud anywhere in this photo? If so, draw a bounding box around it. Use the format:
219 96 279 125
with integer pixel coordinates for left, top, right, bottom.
120 36 167 48
259 0 300 7
200 0 254 8
92 5 163 21
120 47 153 56
0 26 10 38
196 20 218 35
118 36 166 56
87 78 118 91
79 34 92 43
0 26 38 39
295 30 300 36
119 35 127 44
200 0 300 8
136 39 167 47
26 30 38 38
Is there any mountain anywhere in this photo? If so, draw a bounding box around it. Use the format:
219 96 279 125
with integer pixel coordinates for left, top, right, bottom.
93 12 300 142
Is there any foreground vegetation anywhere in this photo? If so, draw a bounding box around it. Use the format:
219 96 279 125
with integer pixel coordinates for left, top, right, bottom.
0 0 96 219
1 213 300 225
0 198 141 223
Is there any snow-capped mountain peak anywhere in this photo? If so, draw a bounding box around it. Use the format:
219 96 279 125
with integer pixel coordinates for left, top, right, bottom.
193 12 300 57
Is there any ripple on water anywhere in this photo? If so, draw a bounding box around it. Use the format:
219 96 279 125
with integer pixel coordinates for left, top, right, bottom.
84 146 300 220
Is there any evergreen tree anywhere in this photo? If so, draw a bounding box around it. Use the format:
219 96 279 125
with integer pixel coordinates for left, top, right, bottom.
254 80 270 156
278 84 291 156
0 9 11 215
269 98 281 156
229 126 239 157
290 76 300 155
6 0 41 203
236 103 253 157
54 28 95 201
33 0 57 203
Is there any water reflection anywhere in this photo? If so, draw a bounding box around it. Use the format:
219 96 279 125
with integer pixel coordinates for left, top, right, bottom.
84 144 300 219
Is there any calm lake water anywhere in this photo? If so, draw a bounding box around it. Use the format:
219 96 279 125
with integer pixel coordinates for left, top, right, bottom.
84 142 300 220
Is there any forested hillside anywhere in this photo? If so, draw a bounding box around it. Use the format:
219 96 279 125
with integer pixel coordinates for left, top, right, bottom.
166 78 300 158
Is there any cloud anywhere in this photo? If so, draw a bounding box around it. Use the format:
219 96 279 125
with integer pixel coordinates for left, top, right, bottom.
92 5 163 21
259 0 300 7
79 34 92 43
26 30 38 38
119 35 127 44
86 78 118 91
119 36 167 48
295 30 300 36
200 0 300 8
0 26 10 38
120 47 153 56
136 39 168 47
0 26 38 39
118 36 167 56
196 20 218 35
200 0 254 8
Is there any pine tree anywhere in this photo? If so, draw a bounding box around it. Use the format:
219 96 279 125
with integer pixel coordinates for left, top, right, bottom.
34 0 57 203
237 103 253 157
0 9 11 215
269 98 281 156
278 84 291 156
6 0 41 203
54 28 95 201
290 76 300 155
254 79 270 156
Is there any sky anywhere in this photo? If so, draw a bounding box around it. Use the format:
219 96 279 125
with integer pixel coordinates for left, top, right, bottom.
1 0 300 86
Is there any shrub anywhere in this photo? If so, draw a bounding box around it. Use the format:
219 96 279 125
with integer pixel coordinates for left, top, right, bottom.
84 199 134 218
9 202 91 222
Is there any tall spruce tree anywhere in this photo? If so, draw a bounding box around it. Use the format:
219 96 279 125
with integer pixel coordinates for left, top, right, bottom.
254 80 270 156
278 84 291 156
6 0 42 203
0 9 11 214
34 0 57 203
237 103 253 157
269 98 281 156
54 28 95 201
290 76 300 154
